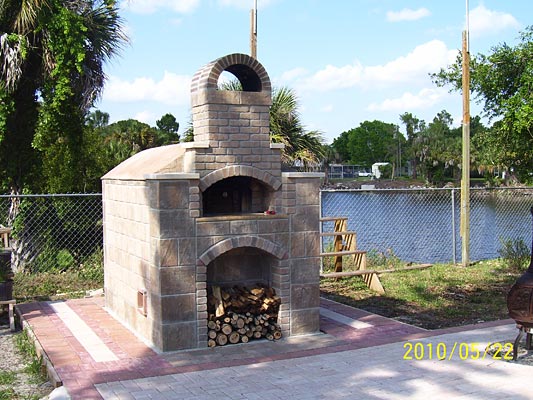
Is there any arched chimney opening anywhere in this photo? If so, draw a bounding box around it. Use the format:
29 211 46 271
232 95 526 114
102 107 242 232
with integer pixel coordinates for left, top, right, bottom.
221 64 262 92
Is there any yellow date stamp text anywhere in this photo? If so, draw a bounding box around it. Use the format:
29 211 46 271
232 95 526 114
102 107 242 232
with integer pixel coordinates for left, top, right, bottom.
403 341 514 361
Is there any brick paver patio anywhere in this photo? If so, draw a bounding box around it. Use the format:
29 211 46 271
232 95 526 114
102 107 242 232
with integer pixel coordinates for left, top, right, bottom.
17 296 517 400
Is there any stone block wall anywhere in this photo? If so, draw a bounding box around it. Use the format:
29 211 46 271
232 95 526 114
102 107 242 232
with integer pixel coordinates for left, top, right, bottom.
282 173 323 334
102 180 153 341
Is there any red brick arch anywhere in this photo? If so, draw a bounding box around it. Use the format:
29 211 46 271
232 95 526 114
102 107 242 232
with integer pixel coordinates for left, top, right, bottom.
191 53 271 94
198 236 286 266
199 165 281 192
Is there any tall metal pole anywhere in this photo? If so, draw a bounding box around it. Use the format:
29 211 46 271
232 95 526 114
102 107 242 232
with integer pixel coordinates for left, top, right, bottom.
250 0 257 58
460 0 471 267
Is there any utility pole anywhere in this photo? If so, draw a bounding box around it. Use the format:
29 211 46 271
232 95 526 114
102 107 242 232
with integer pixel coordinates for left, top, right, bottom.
460 0 471 267
250 0 257 59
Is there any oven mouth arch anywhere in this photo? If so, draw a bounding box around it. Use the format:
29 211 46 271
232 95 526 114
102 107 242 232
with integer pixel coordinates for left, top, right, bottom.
199 165 281 192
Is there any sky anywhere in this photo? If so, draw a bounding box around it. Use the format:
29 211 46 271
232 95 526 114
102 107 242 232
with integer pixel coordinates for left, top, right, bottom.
96 0 532 144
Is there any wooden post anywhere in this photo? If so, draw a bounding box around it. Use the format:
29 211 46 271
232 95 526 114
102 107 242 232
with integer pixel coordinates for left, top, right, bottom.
460 26 471 267
250 1 257 59
333 218 346 272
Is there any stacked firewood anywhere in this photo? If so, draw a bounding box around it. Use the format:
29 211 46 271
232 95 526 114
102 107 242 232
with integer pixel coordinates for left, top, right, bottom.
207 284 282 347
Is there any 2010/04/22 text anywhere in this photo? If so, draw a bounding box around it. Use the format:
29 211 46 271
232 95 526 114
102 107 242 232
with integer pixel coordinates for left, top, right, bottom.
403 342 513 360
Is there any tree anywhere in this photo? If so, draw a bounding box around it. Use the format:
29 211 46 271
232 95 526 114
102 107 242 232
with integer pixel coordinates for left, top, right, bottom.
433 26 533 181
0 0 127 193
400 112 426 179
269 87 325 168
332 120 400 167
86 110 110 130
156 113 180 144
423 111 462 183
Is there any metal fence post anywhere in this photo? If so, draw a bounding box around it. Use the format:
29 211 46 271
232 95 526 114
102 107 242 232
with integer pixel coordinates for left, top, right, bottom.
451 188 456 264
319 190 323 273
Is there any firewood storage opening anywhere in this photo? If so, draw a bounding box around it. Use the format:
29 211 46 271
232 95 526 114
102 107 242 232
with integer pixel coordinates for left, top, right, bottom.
206 247 282 347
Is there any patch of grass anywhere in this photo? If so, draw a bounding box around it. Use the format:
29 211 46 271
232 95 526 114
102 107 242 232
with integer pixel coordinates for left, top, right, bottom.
15 329 47 385
322 246 404 273
0 371 16 385
13 269 103 302
0 388 16 400
321 259 521 329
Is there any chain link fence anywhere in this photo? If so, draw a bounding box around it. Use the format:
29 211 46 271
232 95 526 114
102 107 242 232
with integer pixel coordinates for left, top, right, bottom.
0 194 103 273
321 187 533 264
1 189 532 272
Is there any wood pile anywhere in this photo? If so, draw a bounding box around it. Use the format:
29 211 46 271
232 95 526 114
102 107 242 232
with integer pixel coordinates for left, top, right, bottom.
207 284 282 347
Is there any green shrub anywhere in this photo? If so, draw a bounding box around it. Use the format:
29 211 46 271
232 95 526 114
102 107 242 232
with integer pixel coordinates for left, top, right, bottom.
56 249 75 271
78 249 103 283
498 237 530 272
367 248 403 269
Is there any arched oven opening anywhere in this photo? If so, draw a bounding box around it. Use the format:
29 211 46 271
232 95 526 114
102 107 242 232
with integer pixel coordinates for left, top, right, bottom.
202 176 273 216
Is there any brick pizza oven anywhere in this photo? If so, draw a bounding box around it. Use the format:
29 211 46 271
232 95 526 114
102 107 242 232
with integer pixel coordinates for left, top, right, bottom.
102 53 323 351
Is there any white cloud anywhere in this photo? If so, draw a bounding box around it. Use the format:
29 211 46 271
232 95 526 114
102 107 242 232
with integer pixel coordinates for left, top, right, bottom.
364 40 457 84
279 67 308 82
122 0 200 14
386 8 431 22
469 4 520 37
104 72 191 106
135 111 157 124
291 40 458 92
321 104 334 113
300 62 364 91
367 88 448 112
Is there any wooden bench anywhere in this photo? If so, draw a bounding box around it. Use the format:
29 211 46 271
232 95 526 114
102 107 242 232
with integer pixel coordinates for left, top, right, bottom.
0 226 11 248
319 217 384 294
0 300 16 331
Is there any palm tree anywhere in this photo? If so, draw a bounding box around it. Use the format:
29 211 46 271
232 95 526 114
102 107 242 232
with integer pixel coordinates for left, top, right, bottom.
1 1 127 272
0 0 127 193
270 87 325 169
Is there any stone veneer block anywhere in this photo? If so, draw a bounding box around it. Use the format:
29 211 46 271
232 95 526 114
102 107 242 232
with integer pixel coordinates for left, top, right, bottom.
290 308 320 335
153 238 178 267
159 266 196 295
158 322 197 351
291 205 320 233
150 209 194 239
291 285 321 309
291 257 320 284
151 181 190 210
151 294 196 323
178 238 196 266
230 220 259 235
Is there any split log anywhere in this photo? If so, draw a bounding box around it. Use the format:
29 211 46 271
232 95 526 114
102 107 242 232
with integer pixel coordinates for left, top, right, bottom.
228 331 240 344
235 318 245 329
221 324 233 335
212 286 225 317
216 333 228 346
